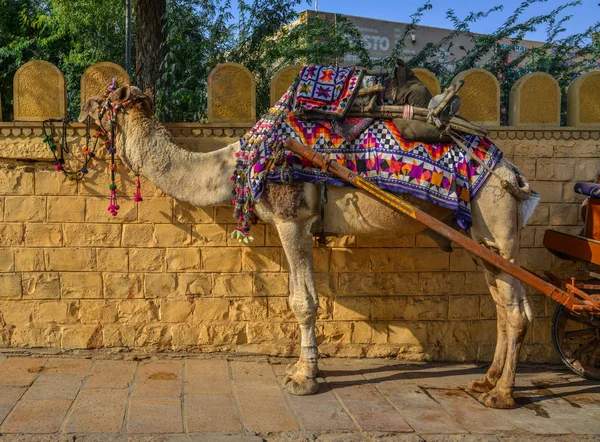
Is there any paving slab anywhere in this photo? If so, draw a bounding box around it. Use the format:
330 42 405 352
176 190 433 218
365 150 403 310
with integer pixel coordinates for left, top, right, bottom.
84 360 137 389
184 393 242 433
42 358 92 376
0 399 72 433
127 396 184 434
231 361 298 433
0 357 46 387
63 388 129 434
0 386 26 424
277 376 356 431
22 373 84 401
185 359 231 395
322 370 412 432
134 361 182 397
426 389 515 435
362 373 468 435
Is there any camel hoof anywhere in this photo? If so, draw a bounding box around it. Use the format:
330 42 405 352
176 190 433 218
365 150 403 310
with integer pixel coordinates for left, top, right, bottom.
285 362 298 376
480 389 516 409
283 374 319 396
467 377 496 393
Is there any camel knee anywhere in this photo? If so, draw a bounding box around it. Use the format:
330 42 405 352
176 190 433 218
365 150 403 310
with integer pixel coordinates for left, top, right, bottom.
290 297 316 324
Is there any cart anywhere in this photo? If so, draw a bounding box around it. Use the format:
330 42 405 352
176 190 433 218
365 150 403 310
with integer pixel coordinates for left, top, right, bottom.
283 137 600 381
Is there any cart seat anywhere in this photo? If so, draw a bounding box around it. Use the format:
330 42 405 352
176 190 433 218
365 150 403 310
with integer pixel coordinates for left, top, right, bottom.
574 182 600 198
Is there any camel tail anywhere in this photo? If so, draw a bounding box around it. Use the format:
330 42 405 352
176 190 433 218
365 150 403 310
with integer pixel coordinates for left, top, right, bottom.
500 158 541 227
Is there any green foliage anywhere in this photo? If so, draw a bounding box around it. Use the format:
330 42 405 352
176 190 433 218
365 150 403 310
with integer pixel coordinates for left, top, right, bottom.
0 0 598 124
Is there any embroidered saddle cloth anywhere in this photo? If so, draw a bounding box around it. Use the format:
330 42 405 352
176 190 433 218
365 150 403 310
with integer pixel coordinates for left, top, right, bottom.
293 65 364 119
250 113 503 231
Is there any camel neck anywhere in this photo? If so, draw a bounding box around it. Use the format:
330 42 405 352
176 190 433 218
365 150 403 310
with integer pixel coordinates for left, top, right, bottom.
119 113 237 207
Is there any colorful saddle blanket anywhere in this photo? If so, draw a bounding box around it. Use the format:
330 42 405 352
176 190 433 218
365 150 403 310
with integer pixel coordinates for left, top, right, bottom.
293 65 363 119
231 88 503 238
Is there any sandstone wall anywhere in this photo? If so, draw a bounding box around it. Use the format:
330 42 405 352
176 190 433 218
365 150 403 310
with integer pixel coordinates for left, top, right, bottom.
0 62 599 363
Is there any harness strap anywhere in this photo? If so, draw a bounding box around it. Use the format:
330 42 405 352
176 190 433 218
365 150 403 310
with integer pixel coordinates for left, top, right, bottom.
316 178 329 246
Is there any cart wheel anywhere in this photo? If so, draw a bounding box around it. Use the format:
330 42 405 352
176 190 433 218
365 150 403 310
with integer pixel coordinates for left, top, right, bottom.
551 305 600 380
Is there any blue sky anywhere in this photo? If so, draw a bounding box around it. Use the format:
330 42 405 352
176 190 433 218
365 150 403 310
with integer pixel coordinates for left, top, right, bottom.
293 0 599 42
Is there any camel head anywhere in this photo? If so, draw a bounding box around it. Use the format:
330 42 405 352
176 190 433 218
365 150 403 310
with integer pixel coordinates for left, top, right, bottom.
78 85 153 126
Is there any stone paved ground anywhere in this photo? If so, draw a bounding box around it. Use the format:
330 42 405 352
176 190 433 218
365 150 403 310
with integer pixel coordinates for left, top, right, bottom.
0 351 599 441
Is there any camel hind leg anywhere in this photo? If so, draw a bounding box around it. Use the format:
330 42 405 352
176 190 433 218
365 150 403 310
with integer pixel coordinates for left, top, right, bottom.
468 163 531 409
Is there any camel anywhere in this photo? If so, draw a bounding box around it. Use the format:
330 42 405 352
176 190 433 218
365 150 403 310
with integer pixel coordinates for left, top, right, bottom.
79 84 533 410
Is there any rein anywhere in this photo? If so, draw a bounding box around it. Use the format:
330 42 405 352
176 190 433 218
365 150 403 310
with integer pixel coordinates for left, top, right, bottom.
42 78 143 217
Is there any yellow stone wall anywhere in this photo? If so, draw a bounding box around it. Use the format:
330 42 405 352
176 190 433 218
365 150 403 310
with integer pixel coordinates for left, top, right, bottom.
0 61 599 362
0 122 598 363
80 63 130 111
509 73 561 127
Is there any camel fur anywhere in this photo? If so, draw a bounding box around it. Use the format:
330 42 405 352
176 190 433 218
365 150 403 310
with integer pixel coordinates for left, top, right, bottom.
80 85 533 410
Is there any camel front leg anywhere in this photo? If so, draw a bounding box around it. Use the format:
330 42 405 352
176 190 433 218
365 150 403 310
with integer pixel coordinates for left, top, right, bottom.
277 220 320 396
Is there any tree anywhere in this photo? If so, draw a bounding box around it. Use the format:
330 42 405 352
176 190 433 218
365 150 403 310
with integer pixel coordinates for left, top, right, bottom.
134 0 167 95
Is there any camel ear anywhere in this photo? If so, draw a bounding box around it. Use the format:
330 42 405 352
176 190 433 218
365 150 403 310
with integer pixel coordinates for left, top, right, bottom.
143 89 153 100
110 85 131 104
394 58 410 85
78 95 103 122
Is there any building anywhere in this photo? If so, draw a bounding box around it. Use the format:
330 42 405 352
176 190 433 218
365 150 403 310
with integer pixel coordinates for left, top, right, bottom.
300 10 545 71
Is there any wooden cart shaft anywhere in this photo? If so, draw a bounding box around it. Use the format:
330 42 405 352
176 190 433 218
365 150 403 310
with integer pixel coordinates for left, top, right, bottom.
283 138 600 315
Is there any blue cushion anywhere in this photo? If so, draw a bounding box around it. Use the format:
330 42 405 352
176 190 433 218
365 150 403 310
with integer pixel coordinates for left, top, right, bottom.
574 182 600 198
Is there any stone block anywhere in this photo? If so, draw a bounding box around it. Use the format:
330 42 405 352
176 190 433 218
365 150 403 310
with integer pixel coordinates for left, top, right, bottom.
253 273 289 297
4 196 46 222
80 62 130 110
14 248 43 271
207 62 256 123
549 203 580 226
0 167 35 195
388 322 427 346
61 272 102 299
371 296 406 320
121 224 154 247
536 158 575 181
448 295 480 319
178 273 213 297
0 300 35 324
173 201 213 223
267 297 295 322
403 296 448 320
138 197 173 223
165 248 201 271
104 273 143 299
154 224 190 247
451 68 500 125
14 60 67 120
129 248 164 272
35 171 78 195
160 300 193 322
96 248 128 272
118 300 159 323
330 248 370 272
509 72 560 126
270 64 302 106
412 68 441 96
192 298 230 321
0 274 22 299
241 247 281 272
24 224 61 247
449 249 477 271
0 248 14 271
567 70 600 126
202 248 241 272
144 273 178 298
419 272 465 295
213 273 253 297
529 181 563 203
63 223 121 246
333 297 370 321
45 248 95 271
79 300 119 324
380 272 419 296
47 196 85 221
21 272 58 299
229 298 268 321
519 248 552 272
192 223 228 246
61 325 99 349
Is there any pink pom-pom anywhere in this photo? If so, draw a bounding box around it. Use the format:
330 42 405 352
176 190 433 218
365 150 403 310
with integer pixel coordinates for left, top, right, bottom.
55 164 62 171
